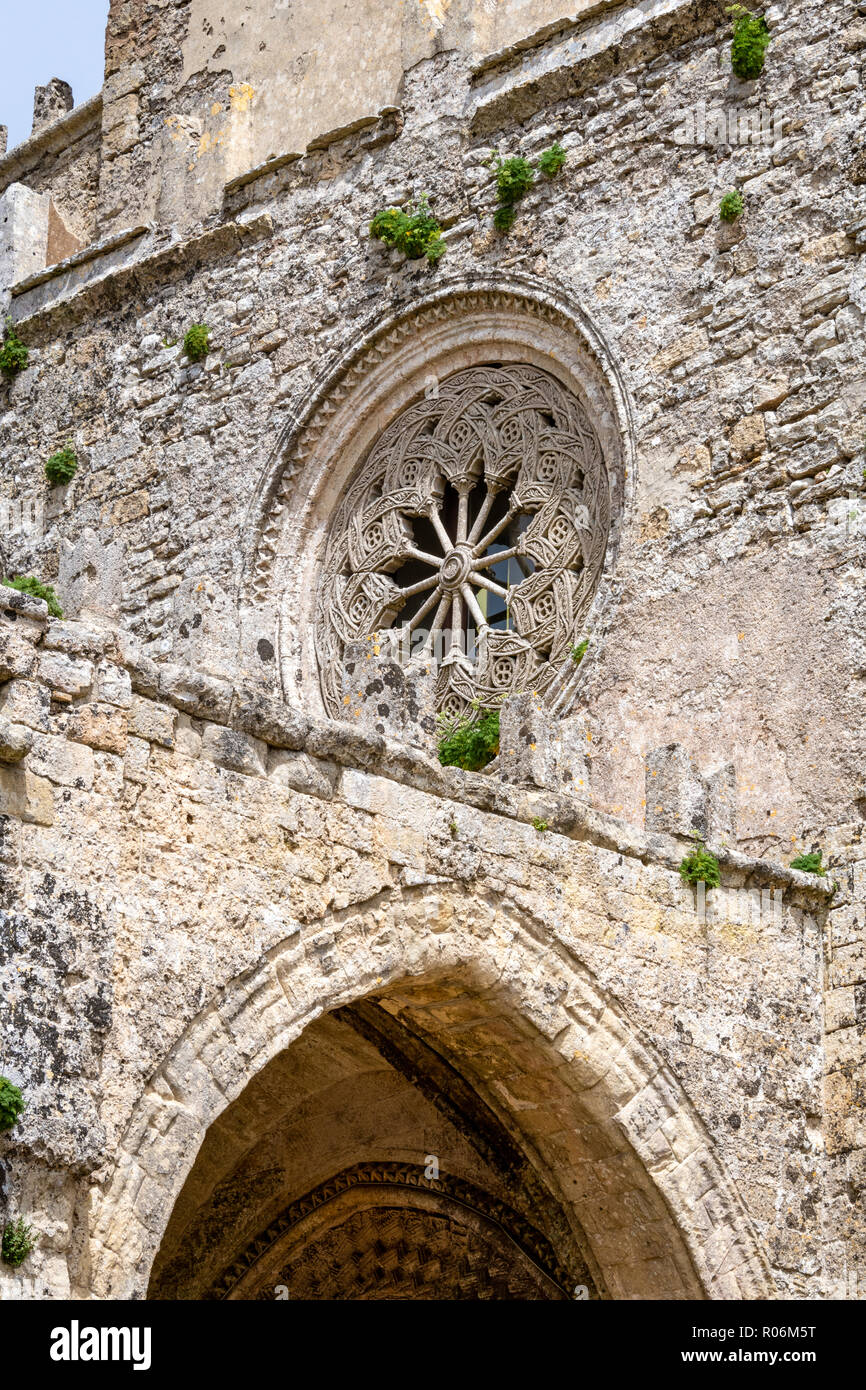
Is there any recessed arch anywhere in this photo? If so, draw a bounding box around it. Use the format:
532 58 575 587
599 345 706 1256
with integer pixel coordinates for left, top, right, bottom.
238 274 637 719
89 886 774 1301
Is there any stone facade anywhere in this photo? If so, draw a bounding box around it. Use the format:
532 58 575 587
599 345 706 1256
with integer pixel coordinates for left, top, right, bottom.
0 0 864 1300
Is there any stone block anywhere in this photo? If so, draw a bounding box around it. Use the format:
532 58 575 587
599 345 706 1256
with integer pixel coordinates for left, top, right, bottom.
0 587 50 631
650 328 708 372
158 664 233 723
342 637 408 740
128 696 176 748
232 687 309 750
42 620 111 657
201 723 267 777
38 651 94 697
645 744 708 838
268 749 336 798
123 736 151 785
58 527 125 622
0 182 50 311
730 413 766 459
66 703 128 755
0 680 52 731
95 661 133 709
0 626 38 681
28 733 95 788
0 766 54 824
0 718 32 764
706 764 737 845
32 78 73 134
499 690 560 788
499 692 590 796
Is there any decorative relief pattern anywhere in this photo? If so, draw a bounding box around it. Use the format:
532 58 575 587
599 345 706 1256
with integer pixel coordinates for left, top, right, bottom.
207 1162 575 1299
315 363 610 717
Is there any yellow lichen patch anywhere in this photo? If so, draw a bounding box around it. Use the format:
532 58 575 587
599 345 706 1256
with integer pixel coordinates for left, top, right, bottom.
419 0 450 31
230 82 256 112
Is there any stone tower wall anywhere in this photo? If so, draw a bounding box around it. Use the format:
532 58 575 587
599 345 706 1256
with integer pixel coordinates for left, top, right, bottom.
0 0 864 1300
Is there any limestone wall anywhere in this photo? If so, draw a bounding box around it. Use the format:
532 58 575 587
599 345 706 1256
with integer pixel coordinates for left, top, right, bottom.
0 0 864 1300
0 592 836 1297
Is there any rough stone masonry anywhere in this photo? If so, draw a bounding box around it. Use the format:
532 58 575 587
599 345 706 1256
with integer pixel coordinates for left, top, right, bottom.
0 0 863 1300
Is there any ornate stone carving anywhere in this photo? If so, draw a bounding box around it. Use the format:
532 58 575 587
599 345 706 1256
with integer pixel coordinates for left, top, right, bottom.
315 363 610 718
206 1162 577 1300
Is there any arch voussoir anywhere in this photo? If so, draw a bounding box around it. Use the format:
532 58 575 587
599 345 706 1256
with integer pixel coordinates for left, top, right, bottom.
92 885 775 1302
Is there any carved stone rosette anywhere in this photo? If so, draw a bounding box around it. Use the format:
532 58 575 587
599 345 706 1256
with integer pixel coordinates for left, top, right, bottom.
315 363 610 718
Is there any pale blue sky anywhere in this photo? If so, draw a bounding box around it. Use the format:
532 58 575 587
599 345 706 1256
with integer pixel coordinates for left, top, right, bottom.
3 1 109 152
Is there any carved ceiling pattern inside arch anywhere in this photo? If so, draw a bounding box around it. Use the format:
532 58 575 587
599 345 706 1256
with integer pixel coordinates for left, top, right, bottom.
315 362 610 717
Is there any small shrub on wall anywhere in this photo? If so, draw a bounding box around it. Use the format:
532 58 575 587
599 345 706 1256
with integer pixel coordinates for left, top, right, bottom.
1 575 64 618
45 445 78 486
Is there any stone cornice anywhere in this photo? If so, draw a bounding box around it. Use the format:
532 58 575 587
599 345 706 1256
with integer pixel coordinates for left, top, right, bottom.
0 94 103 192
8 212 274 339
469 0 728 135
0 608 834 902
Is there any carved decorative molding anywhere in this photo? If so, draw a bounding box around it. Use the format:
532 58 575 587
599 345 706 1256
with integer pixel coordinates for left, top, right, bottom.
245 279 631 609
315 362 610 718
207 1161 577 1300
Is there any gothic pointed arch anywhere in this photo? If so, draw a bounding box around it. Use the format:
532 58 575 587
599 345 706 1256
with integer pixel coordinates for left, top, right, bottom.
90 887 774 1302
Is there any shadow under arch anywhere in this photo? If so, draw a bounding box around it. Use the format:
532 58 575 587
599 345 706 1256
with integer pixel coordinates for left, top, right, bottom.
237 271 637 720
90 886 775 1301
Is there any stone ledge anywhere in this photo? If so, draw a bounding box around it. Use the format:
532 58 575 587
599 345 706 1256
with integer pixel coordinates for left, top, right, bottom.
10 224 149 298
469 0 726 135
11 213 275 341
0 610 836 900
0 94 102 192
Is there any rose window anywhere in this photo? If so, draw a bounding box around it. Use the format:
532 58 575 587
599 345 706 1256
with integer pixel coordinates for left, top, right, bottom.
315 363 610 718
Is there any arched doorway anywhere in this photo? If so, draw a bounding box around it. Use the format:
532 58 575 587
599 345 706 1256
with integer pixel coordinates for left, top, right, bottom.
90 889 773 1300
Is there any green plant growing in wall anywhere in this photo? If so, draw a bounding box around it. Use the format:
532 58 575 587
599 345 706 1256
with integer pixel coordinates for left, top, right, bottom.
790 850 826 876
2 1218 36 1268
531 817 549 833
570 639 589 665
1 575 63 619
538 143 567 178
728 6 771 80
369 195 446 266
0 1077 26 1132
679 831 721 891
487 153 535 233
719 190 745 222
44 445 78 487
0 318 29 377
437 705 500 772
183 323 211 362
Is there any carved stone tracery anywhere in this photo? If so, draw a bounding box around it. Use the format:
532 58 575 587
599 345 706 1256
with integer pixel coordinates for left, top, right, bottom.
315 363 610 717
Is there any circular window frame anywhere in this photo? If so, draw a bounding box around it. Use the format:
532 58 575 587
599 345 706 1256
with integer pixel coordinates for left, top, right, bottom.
240 276 635 721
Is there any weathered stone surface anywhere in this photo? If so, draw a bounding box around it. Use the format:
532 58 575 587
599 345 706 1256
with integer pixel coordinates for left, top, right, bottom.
0 679 52 731
65 703 128 755
1 0 863 1308
232 687 310 750
95 660 133 708
37 651 94 697
157 664 233 723
0 717 32 763
128 696 176 747
0 766 54 824
645 744 707 839
200 722 267 776
27 732 95 788
0 627 39 681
